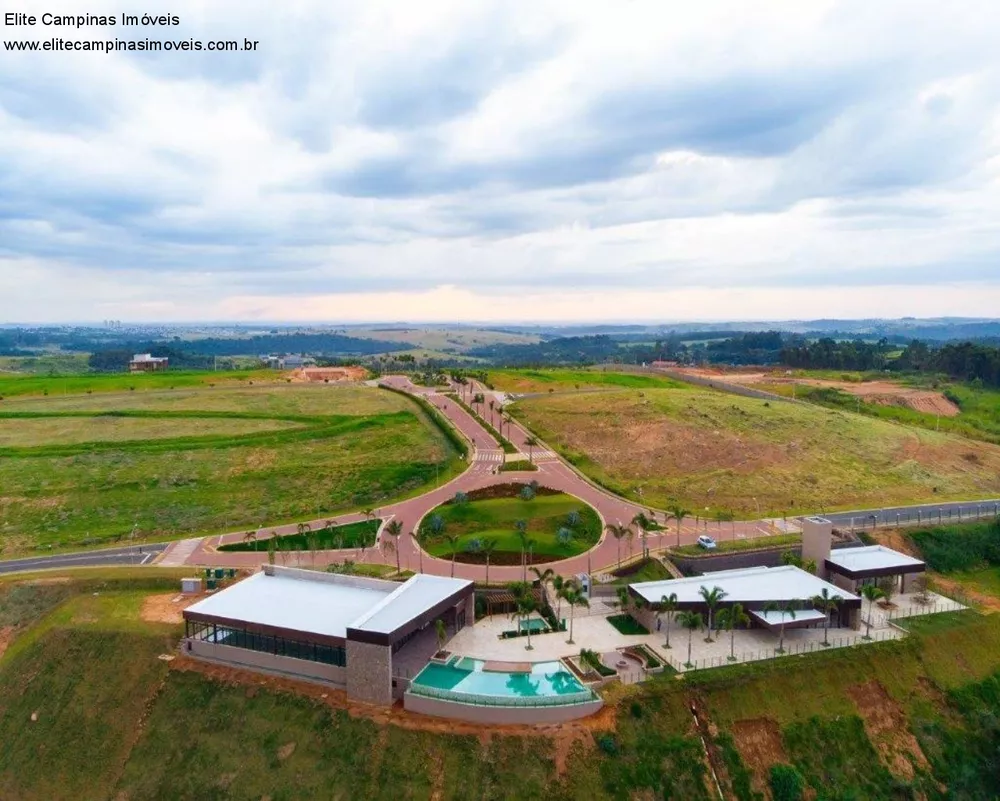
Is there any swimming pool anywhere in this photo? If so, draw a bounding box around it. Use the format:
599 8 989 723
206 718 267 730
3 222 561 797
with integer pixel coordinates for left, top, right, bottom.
410 657 594 706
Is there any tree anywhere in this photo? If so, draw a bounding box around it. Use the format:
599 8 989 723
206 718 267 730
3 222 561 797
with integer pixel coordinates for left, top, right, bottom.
860 584 886 639
524 435 538 464
660 592 678 648
717 603 749 662
561 581 589 645
912 573 932 605
678 610 704 668
811 587 842 647
666 504 691 548
481 537 499 586
444 533 460 577
412 530 424 573
362 508 376 526
512 520 533 580
877 575 897 606
488 399 495 429
551 574 567 624
511 592 539 650
306 529 320 568
616 585 632 616
698 585 728 642
435 618 448 653
530 566 555 612
242 530 258 552
384 519 404 574
267 534 276 566
606 523 631 568
631 512 648 556
764 600 798 653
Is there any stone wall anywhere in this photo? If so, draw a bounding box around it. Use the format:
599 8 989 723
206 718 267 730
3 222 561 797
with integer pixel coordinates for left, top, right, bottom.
186 639 346 685
346 639 393 705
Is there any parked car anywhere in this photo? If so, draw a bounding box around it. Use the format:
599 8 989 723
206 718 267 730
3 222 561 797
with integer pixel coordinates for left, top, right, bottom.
697 535 717 550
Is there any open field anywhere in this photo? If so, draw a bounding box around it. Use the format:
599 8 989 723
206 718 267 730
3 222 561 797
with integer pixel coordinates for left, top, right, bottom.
422 488 601 564
0 385 461 557
488 368 689 394
514 388 1000 516
352 326 541 352
0 369 288 399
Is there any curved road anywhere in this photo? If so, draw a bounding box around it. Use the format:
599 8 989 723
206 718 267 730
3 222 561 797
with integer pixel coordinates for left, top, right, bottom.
2 376 999 579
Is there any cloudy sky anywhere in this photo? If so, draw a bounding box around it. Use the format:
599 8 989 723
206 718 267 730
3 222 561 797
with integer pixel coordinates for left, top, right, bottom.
2 0 999 323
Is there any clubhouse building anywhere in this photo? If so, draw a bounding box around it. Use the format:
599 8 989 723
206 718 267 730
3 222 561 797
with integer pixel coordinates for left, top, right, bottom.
183 565 474 705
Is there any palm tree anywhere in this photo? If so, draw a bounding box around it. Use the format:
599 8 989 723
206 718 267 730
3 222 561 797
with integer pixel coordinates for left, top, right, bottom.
615 585 632 616
631 512 648 556
524 435 538 463
481 537 499 586
530 566 555 612
267 534 276 566
444 533 460 577
503 413 513 441
860 584 886 639
512 593 539 650
243 531 258 551
606 523 631 569
660 592 678 649
698 585 728 642
764 600 798 653
561 582 589 644
412 530 424 573
551 574 567 625
514 521 530 581
811 588 843 647
665 504 691 548
717 603 749 662
488 399 495 429
306 529 320 568
384 519 404 574
678 610 704 668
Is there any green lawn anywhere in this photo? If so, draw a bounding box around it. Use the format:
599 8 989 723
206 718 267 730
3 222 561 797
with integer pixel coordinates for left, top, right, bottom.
422 490 601 563
218 519 380 552
0 385 461 557
673 533 802 557
488 368 688 394
611 557 674 585
513 387 1000 516
0 368 283 399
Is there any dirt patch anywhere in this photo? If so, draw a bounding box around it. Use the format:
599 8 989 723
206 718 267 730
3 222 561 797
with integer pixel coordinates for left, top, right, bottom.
730 718 787 797
140 593 201 625
287 366 368 384
276 742 296 761
870 528 921 557
0 626 14 660
847 680 929 781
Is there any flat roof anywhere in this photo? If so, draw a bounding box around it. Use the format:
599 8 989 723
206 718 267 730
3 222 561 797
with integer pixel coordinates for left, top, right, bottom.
348 574 474 635
749 608 827 626
631 565 859 606
826 545 924 574
184 567 473 641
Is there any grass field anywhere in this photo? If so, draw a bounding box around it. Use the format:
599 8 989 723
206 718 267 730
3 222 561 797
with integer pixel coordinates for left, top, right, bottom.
488 368 688 394
513 388 1000 516
422 490 601 563
0 384 461 556
762 376 1000 445
0 368 284 399
2 569 1000 798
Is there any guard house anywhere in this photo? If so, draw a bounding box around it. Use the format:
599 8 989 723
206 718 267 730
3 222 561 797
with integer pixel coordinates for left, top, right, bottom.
824 546 926 596
182 566 474 705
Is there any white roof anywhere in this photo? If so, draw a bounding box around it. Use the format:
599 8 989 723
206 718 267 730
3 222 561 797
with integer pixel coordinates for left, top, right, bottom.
348 574 473 635
185 567 471 640
750 608 827 626
631 565 859 605
825 545 924 574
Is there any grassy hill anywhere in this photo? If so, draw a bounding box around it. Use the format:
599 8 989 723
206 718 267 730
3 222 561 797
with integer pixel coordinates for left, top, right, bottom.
0 384 462 557
2 570 1000 799
512 388 1000 516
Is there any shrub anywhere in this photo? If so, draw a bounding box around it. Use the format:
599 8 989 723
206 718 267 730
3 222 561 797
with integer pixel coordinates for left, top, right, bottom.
596 733 618 755
629 701 643 718
519 485 536 501
769 764 804 801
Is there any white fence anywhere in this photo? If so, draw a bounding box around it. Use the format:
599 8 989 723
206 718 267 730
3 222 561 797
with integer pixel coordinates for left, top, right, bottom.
662 628 901 673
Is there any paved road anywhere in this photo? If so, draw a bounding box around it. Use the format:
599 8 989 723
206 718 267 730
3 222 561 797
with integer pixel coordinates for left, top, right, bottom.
0 543 169 575
2 376 997 579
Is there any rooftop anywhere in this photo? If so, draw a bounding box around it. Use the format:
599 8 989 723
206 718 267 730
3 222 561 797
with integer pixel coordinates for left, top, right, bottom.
184 566 472 641
630 565 859 606
826 544 925 574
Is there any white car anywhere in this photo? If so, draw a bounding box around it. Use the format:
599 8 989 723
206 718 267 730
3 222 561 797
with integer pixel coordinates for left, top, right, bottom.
697 535 717 550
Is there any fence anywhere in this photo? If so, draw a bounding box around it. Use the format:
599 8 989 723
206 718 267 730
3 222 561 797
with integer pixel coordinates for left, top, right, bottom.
662 628 901 673
406 683 598 708
842 504 1000 533
880 596 966 623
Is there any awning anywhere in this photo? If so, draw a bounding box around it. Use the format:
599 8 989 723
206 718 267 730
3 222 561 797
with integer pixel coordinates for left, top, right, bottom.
749 608 826 631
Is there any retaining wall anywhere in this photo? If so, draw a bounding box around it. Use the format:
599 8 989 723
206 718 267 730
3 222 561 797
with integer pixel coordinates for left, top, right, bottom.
403 692 603 724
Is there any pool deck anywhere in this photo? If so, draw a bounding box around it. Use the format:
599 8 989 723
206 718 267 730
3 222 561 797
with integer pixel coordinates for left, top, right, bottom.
482 660 532 673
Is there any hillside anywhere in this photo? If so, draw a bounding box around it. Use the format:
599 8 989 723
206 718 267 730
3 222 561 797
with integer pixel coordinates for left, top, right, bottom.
2 569 1000 799
512 388 1000 516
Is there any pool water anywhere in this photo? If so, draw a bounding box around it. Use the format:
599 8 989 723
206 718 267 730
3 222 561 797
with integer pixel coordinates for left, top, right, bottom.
412 658 586 699
518 618 549 633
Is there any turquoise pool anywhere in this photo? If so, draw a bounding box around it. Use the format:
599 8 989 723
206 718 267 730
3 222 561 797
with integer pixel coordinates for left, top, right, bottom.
411 658 591 705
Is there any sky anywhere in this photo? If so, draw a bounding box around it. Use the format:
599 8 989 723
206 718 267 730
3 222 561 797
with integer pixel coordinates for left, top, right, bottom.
2 0 999 323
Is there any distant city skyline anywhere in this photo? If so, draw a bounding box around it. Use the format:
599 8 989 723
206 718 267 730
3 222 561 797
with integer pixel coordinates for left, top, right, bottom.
3 0 999 322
